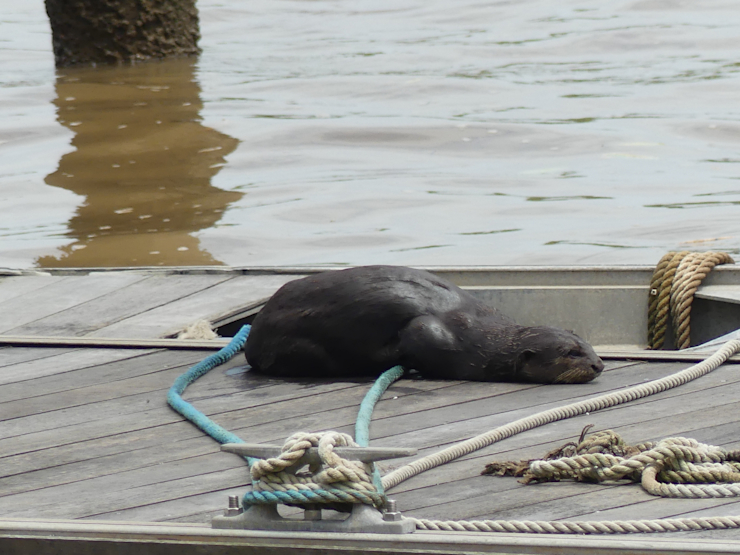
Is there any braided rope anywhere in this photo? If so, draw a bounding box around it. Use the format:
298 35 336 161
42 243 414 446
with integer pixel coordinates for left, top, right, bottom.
355 365 405 495
524 434 740 499
647 251 734 350
246 430 384 509
239 367 405 510
381 338 740 535
642 466 740 498
167 325 256 465
647 251 685 348
671 252 735 349
411 516 740 534
242 486 386 507
648 251 689 350
167 325 385 509
381 339 740 491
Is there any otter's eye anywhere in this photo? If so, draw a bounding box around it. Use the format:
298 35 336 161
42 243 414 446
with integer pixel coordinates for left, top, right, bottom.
568 348 581 358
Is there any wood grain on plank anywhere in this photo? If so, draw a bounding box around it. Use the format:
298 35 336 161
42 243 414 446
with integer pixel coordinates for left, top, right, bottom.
0 275 66 305
0 348 155 387
92 274 303 339
0 273 149 335
0 346 75 370
0 374 451 475
0 349 205 405
6 274 233 337
2 359 202 421
84 488 242 523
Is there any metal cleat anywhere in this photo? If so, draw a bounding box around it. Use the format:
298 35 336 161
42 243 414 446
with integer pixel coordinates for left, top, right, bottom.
213 502 416 534
220 442 417 464
212 443 417 534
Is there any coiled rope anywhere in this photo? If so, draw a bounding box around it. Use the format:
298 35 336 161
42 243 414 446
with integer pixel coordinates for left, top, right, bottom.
391 342 740 534
380 339 740 491
486 428 740 496
244 430 384 509
527 436 740 497
647 251 734 350
410 432 740 534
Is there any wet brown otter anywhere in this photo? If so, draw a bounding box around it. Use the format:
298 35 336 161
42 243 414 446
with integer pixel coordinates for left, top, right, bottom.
245 265 603 384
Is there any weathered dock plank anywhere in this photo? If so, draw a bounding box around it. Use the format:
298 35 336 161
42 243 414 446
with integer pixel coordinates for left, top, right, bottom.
367 362 689 454
1 337 739 544
0 348 156 386
0 275 68 305
0 349 204 406
1 365 454 486
0 273 302 341
0 273 149 334
1 352 206 424
378 401 740 518
85 488 248 523
2 342 738 531
6 274 234 337
385 382 740 497
0 345 75 370
90 274 301 339
389 399 740 523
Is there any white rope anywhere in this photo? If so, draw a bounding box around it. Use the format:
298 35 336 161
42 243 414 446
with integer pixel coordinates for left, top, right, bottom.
252 431 376 494
412 515 740 534
525 435 740 498
383 339 740 490
380 340 740 534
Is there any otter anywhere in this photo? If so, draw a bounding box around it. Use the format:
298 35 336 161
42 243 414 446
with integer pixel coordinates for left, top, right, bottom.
245 265 604 384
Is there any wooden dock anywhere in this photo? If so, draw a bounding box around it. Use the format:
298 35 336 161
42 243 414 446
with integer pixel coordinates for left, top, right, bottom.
2 268 740 552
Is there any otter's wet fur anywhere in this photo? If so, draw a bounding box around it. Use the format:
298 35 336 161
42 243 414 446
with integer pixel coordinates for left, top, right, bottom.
245 265 604 384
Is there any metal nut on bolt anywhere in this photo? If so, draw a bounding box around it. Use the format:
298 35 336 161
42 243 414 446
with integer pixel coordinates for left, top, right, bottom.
224 495 244 516
382 499 403 522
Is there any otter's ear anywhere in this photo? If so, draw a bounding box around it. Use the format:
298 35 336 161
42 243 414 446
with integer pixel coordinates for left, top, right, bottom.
516 349 536 370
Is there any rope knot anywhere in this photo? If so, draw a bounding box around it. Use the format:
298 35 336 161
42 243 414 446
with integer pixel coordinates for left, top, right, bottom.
246 431 385 509
484 427 740 498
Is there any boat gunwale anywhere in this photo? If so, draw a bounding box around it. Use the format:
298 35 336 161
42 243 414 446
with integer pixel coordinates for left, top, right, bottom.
2 517 740 554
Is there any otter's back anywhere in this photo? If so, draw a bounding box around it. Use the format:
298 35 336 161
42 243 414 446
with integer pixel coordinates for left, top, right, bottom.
244 266 503 375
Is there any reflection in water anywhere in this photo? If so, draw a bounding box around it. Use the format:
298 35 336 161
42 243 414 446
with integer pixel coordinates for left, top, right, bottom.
38 58 242 267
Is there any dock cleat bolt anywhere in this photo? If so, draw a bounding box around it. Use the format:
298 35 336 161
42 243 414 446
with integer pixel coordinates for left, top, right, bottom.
382 499 403 522
224 495 243 517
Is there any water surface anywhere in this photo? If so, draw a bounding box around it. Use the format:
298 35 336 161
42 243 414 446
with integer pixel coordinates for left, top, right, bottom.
1 0 740 268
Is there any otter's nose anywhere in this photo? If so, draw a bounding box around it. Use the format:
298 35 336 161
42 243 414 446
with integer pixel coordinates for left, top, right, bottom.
592 358 604 375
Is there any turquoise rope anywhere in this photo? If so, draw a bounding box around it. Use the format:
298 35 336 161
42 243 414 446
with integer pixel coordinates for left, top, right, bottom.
166 324 255 465
167 324 403 507
241 486 385 508
354 365 405 495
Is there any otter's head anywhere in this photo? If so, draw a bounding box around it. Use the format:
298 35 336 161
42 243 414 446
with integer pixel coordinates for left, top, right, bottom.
515 326 603 384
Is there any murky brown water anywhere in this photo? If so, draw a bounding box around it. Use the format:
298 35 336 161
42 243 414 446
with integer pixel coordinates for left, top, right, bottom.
40 59 242 267
2 0 740 268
